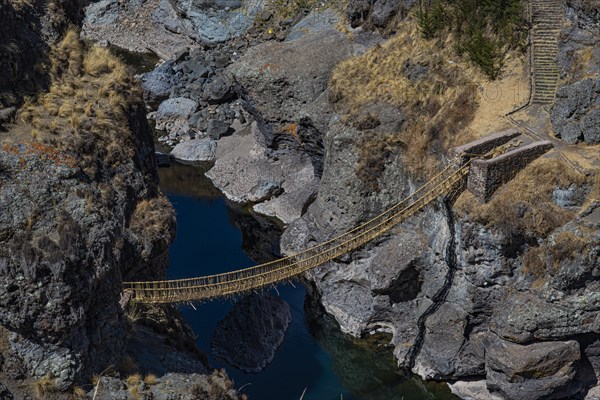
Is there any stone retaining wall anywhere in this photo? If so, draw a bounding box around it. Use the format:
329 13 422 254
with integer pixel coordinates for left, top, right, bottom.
467 141 554 202
453 128 521 164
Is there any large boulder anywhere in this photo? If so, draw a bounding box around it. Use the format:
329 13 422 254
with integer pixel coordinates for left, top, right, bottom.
347 0 417 28
228 12 362 177
170 0 264 44
552 76 600 144
485 334 583 400
206 123 317 224
170 139 217 163
141 60 175 108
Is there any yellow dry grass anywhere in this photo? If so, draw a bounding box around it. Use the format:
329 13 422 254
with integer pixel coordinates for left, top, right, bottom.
72 386 87 399
16 28 141 178
32 375 59 399
144 374 159 386
129 196 176 259
550 231 590 263
126 373 142 387
330 17 480 179
455 157 588 237
464 53 529 137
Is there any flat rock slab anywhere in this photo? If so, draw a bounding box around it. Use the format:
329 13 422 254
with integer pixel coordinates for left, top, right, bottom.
170 139 216 162
211 293 291 373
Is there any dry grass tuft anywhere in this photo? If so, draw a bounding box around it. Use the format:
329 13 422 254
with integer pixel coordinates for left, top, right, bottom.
589 173 600 203
83 47 119 77
129 196 176 259
126 373 142 388
144 374 158 386
17 29 141 178
0 325 9 356
72 386 87 399
456 158 589 237
32 375 59 399
550 231 590 264
330 18 479 179
522 245 548 278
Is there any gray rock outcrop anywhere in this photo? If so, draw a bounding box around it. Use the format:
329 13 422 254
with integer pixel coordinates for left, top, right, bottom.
552 76 600 144
347 0 417 28
206 122 317 224
171 0 264 44
0 100 174 389
211 293 291 373
280 105 600 400
82 0 196 58
93 371 238 400
485 335 582 400
0 383 12 400
170 139 217 163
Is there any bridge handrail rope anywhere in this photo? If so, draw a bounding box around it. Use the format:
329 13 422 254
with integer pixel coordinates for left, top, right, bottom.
131 167 465 292
125 155 475 303
124 161 459 288
150 165 470 292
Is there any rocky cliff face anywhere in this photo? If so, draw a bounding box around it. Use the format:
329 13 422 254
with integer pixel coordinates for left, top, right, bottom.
0 0 83 109
553 0 600 145
0 31 176 391
272 3 599 400
98 0 600 398
0 108 173 390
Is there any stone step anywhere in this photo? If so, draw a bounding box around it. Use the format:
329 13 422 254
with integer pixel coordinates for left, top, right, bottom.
534 69 558 73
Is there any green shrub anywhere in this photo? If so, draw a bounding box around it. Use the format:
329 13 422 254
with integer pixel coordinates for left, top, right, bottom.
416 0 527 79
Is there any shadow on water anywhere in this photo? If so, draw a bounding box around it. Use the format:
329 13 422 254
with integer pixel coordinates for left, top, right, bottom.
110 46 160 74
158 161 458 400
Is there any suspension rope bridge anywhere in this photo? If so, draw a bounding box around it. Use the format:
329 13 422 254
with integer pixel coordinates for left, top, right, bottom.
124 156 474 304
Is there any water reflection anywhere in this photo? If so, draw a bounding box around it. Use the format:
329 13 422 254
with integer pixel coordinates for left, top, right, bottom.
159 161 222 200
305 300 458 400
159 161 458 400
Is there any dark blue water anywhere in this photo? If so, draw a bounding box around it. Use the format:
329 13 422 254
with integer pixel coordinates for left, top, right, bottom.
159 162 458 400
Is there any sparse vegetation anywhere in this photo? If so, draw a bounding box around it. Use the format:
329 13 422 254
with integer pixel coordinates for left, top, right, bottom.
456 158 589 238
0 325 9 356
18 28 141 179
522 245 548 278
126 373 142 387
129 196 176 259
72 386 87 399
356 133 404 191
144 374 158 386
550 231 590 263
330 18 478 181
32 375 59 399
416 0 527 79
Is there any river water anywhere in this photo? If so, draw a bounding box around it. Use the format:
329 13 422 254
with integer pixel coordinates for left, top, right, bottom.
158 161 458 400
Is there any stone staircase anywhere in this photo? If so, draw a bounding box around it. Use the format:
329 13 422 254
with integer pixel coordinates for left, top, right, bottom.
530 0 563 105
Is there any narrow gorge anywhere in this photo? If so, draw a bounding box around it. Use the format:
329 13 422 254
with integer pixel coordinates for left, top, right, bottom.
0 0 599 399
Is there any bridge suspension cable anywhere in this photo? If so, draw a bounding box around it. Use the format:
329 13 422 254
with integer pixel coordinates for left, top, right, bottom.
124 159 471 304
